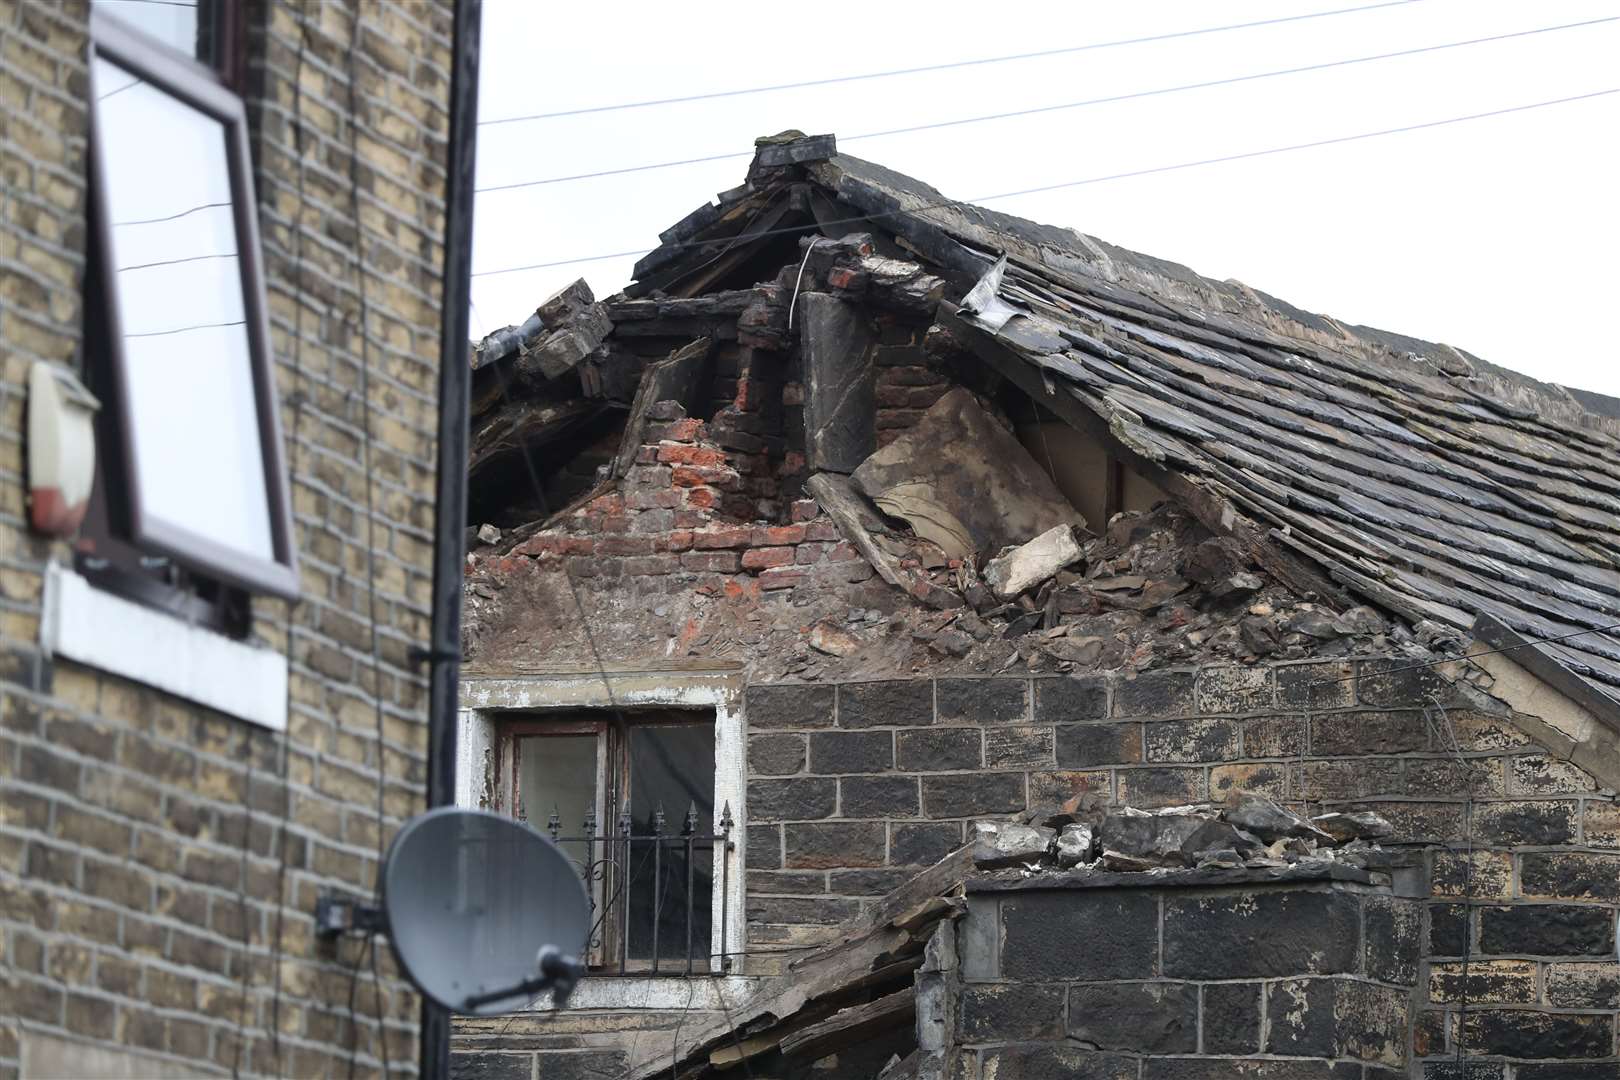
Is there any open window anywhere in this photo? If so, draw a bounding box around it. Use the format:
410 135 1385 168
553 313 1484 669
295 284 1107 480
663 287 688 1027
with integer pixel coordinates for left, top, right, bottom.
80 5 297 605
498 709 728 975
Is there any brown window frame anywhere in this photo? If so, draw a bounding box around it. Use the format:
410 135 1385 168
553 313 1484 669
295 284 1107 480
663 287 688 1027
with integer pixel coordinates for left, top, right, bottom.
83 7 299 603
496 709 720 974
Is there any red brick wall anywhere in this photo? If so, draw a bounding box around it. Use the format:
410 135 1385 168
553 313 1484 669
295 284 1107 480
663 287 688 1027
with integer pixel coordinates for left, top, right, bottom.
501 408 862 599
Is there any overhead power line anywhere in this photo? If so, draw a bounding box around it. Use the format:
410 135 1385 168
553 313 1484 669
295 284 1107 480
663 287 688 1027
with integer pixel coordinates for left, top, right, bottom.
477 0 1428 126
476 16 1615 194
112 201 231 228
469 86 1620 279
123 318 245 338
117 251 239 274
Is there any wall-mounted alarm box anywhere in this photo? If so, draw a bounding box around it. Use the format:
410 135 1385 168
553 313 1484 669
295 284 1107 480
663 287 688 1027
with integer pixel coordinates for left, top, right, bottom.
27 361 100 537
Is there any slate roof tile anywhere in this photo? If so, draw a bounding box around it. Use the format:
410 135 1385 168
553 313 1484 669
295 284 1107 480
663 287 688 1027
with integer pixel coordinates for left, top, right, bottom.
629 140 1620 711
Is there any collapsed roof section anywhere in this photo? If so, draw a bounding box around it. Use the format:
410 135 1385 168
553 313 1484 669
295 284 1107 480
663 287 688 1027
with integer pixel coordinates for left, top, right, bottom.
469 131 1620 715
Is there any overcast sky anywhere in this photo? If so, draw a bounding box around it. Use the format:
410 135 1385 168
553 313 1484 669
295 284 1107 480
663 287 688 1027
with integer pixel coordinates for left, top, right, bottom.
470 0 1618 397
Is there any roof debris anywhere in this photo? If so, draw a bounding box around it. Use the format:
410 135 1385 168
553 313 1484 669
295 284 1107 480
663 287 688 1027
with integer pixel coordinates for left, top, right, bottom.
464 133 1620 715
974 791 1394 878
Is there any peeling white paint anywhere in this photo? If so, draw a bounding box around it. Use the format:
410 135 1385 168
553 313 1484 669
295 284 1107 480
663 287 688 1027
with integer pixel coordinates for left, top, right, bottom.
1468 647 1598 744
455 709 495 810
520 974 760 1012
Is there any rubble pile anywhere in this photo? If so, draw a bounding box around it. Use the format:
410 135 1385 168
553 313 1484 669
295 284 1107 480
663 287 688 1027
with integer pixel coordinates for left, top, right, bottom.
767 499 1410 681
459 162 1432 684
971 791 1394 876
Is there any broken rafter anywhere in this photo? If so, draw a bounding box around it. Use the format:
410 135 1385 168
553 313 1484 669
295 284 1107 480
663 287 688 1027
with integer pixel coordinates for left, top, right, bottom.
628 185 808 300
611 337 712 479
701 955 927 1072
778 990 916 1063
626 847 971 1079
467 397 604 480
804 473 908 590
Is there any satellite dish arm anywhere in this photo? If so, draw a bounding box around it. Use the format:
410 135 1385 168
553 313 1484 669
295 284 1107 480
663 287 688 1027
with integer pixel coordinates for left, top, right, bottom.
459 945 587 1013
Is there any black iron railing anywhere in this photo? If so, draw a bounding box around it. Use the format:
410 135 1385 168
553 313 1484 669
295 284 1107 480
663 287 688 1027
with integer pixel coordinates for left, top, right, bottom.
522 801 734 976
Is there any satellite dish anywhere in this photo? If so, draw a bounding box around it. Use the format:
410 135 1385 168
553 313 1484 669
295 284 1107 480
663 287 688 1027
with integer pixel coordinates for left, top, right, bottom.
380 807 589 1015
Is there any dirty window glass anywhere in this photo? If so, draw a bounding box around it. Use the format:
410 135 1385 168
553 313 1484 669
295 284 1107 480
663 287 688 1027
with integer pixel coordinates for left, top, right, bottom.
626 724 714 963
507 715 717 970
517 734 599 870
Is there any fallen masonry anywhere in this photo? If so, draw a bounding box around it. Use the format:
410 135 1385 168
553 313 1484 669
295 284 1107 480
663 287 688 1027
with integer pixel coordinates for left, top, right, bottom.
972 791 1392 875
455 131 1620 1080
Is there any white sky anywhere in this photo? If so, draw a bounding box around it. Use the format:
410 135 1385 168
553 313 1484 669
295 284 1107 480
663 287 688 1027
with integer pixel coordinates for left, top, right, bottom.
471 0 1619 397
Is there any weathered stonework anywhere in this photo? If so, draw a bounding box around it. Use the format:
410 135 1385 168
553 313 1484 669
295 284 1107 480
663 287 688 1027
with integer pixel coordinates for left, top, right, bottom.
956 871 1420 1074
455 635 1620 1078
2 2 452 1076
452 137 1620 1080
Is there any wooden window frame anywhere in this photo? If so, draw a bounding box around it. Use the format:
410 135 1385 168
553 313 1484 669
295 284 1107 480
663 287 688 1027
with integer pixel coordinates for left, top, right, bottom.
503 716 610 829
83 7 299 602
497 709 719 973
498 711 717 825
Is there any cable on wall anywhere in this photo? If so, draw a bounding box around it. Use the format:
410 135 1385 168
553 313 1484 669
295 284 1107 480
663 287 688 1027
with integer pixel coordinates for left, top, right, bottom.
343 5 394 1075
268 5 315 1073
229 724 257 1078
1309 619 1620 689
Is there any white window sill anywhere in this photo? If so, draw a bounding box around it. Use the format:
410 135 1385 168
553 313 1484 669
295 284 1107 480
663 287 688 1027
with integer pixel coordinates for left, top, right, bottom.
41 562 288 730
521 975 760 1011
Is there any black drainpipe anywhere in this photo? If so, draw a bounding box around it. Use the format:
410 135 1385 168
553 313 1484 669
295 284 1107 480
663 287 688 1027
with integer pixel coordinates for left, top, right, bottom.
420 0 481 1076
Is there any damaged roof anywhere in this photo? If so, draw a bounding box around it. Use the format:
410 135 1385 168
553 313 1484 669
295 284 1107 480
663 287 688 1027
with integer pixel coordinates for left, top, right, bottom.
618 133 1620 711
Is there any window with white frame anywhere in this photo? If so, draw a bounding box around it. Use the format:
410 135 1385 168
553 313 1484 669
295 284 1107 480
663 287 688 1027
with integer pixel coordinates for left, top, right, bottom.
81 2 298 615
36 3 296 733
458 670 748 987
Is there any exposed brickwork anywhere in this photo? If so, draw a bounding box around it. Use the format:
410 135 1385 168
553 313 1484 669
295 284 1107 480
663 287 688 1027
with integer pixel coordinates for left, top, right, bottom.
869 317 952 447
494 409 867 600
1 2 452 1076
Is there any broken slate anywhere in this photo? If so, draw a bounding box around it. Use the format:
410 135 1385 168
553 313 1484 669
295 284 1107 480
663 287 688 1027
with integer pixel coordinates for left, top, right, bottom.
1096 809 1211 868
971 821 1055 870
1311 811 1394 844
852 389 1084 562
1099 849 1158 872
1054 823 1095 867
1210 572 1264 600
984 525 1083 601
1285 609 1342 640
1223 792 1333 844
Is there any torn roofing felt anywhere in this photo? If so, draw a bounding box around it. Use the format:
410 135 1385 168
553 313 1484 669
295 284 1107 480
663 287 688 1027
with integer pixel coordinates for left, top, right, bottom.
621 133 1620 713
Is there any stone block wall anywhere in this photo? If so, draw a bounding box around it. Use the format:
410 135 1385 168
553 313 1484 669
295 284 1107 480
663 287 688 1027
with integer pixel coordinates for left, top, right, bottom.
742 660 1620 1072
954 875 1419 1076
452 1011 672 1080
1 2 452 1076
